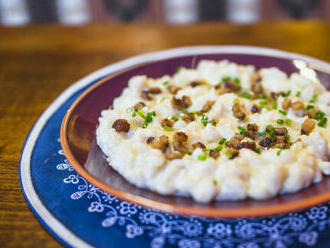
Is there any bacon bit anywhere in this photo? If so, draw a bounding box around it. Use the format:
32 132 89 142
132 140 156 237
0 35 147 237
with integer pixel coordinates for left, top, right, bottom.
226 148 239 159
209 150 220 159
227 134 244 149
259 134 273 148
216 88 232 95
112 119 130 132
224 81 240 91
274 127 288 136
291 101 305 110
301 118 315 135
182 112 195 123
247 123 258 131
241 142 256 151
192 142 206 150
209 119 218 126
246 123 259 139
134 101 146 110
150 135 169 153
171 95 192 110
251 83 263 94
251 104 261 113
282 98 292 110
166 151 184 160
250 72 262 83
273 143 289 149
167 85 181 94
141 87 161 100
148 87 162 94
232 103 247 121
146 137 155 144
161 118 174 128
271 92 285 100
201 100 215 113
306 108 317 118
190 80 205 87
173 132 189 153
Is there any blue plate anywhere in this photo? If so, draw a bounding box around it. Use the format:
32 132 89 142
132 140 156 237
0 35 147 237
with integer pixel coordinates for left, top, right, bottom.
20 46 330 248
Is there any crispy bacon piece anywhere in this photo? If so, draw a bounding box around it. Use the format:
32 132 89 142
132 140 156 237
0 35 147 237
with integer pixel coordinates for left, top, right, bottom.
301 119 315 135
171 95 192 110
112 119 130 132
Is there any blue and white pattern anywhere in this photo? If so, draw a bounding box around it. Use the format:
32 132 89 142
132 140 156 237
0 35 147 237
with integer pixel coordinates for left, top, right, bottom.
54 142 330 248
20 46 330 248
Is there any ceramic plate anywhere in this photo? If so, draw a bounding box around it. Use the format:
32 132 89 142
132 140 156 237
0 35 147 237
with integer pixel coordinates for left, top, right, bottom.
61 46 330 218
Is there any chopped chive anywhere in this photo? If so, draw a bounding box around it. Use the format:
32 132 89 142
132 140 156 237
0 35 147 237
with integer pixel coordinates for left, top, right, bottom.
233 98 239 105
312 111 325 120
239 92 251 99
255 147 261 154
284 90 291 97
218 138 227 145
221 76 231 82
285 134 291 141
233 77 240 84
277 149 282 156
296 91 301 97
201 114 209 126
142 111 156 128
162 80 169 85
212 145 223 152
136 109 146 118
237 126 248 136
277 119 284 125
163 125 174 131
160 96 168 103
258 131 266 137
181 109 188 114
213 179 218 186
306 105 314 110
198 154 207 161
187 151 192 155
259 100 267 107
284 119 292 125
170 116 179 122
318 117 328 127
313 93 319 101
225 151 233 159
260 93 267 99
279 109 287 116
176 66 184 73
266 125 275 136
272 102 278 109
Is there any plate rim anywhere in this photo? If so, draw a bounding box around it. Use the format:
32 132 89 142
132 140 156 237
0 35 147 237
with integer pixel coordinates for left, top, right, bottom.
60 45 330 218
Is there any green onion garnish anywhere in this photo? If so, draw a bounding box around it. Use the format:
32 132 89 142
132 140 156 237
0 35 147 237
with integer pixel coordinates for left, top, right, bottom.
237 126 248 136
170 116 179 122
279 109 287 116
284 90 291 97
296 91 301 97
258 131 266 137
239 92 251 99
318 117 328 127
277 149 282 156
218 138 227 145
198 154 207 161
277 119 284 124
162 80 169 85
163 125 174 131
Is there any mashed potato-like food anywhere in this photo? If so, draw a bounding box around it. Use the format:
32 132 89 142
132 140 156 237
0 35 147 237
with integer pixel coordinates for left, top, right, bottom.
96 60 330 203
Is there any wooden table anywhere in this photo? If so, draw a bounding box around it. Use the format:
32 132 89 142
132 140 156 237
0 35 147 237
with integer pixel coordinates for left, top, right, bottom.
0 22 329 247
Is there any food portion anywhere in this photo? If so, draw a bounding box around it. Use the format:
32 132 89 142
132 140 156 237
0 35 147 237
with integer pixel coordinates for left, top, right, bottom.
96 60 330 203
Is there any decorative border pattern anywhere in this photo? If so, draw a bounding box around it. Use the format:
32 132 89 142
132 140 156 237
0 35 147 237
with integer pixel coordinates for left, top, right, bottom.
56 141 330 248
20 46 330 247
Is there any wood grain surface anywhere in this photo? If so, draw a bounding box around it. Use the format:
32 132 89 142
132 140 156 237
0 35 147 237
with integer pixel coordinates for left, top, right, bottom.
0 22 329 247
